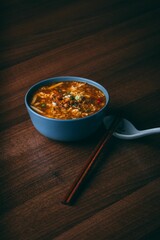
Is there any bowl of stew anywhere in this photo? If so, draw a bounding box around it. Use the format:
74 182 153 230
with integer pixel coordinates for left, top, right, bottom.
25 76 109 141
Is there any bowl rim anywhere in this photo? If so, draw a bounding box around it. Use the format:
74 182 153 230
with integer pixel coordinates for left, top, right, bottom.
25 76 109 122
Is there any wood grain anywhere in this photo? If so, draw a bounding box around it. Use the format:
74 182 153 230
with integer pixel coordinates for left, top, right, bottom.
0 0 160 239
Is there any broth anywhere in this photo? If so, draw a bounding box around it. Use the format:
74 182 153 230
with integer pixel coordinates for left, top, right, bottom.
30 81 106 119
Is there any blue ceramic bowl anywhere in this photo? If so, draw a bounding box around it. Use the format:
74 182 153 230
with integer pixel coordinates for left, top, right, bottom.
25 76 109 141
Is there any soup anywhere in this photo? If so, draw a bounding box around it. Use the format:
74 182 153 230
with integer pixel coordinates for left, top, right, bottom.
30 81 106 119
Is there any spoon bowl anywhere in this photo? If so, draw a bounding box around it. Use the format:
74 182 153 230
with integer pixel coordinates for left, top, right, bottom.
103 116 160 140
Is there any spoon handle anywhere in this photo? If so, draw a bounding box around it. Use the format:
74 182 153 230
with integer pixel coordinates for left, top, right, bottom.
138 127 160 137
114 127 160 140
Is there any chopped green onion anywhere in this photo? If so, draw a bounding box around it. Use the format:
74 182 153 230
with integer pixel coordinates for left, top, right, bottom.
70 95 75 100
75 95 81 101
41 103 46 108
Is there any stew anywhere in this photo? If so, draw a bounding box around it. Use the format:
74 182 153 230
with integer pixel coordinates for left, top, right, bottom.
30 81 106 119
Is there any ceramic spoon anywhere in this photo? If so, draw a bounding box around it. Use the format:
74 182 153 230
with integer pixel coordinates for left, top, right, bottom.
103 116 160 140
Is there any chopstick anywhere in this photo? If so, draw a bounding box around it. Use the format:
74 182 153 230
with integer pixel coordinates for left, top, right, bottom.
62 115 121 205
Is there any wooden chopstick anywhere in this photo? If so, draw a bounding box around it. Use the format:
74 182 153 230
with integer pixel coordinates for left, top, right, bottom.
62 115 121 205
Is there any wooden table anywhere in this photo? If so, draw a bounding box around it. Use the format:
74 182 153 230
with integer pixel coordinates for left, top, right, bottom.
1 0 160 239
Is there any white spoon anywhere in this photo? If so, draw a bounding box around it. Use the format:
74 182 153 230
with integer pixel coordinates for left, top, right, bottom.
103 116 160 140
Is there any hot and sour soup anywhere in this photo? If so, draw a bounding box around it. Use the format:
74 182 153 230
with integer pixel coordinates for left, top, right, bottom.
30 81 106 119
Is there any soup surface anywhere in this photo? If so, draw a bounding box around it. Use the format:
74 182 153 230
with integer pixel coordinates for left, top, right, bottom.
30 81 106 119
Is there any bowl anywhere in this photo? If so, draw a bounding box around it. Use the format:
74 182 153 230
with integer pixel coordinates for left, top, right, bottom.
25 76 109 141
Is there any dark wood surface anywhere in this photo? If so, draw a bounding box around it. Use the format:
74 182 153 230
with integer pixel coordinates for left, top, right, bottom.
0 0 160 239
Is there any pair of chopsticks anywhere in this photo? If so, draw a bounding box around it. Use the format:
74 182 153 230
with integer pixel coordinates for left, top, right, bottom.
62 115 121 205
